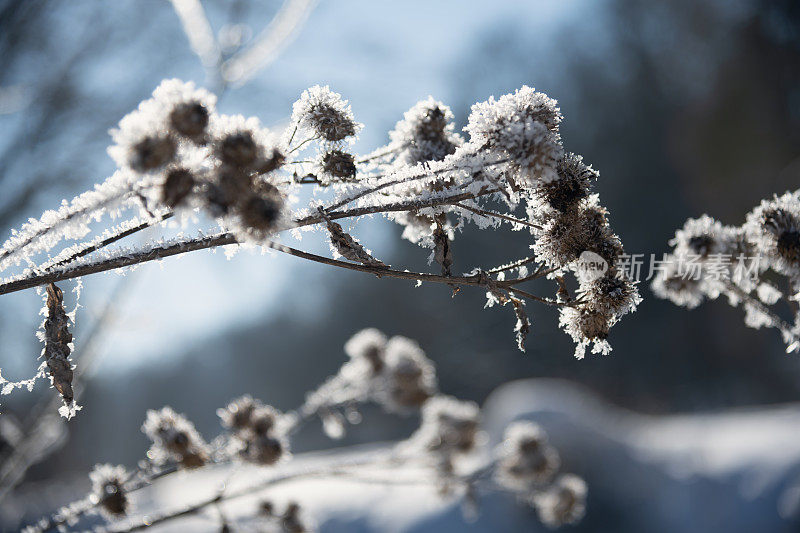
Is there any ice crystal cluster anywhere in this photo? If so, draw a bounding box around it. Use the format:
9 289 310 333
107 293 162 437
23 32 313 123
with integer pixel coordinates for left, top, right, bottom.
653 189 800 352
0 79 639 411
25 330 586 532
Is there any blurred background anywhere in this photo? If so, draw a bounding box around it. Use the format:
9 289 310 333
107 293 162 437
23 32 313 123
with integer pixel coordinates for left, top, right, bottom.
0 0 799 530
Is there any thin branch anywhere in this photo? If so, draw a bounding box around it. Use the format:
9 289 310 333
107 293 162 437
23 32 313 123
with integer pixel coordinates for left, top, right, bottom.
108 454 480 533
356 145 403 164
324 157 510 212
0 189 134 265
454 202 540 230
295 187 497 228
727 281 800 351
168 0 220 67
488 256 540 275
0 234 237 296
220 0 317 85
45 212 173 271
262 241 565 306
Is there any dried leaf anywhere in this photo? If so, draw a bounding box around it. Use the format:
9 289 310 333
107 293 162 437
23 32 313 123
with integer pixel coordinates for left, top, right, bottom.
44 283 74 406
323 214 387 268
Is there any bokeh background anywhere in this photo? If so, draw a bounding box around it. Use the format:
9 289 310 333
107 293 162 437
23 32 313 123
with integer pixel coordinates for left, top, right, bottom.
0 0 799 530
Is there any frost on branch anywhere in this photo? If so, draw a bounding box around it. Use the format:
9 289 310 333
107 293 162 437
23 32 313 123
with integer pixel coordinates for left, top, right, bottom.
142 406 209 468
654 189 800 353
89 464 129 518
26 330 586 532
218 396 289 466
496 421 560 491
0 79 640 402
291 84 361 143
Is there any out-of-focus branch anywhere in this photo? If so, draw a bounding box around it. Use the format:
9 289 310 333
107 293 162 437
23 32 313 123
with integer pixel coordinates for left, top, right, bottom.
221 0 317 85
168 0 220 68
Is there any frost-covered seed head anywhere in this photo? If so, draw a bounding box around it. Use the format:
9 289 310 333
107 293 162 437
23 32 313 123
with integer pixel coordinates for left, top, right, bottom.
321 150 356 180
534 199 622 269
651 259 705 309
533 474 587 528
168 101 210 140
161 168 195 208
239 193 284 232
535 153 597 212
218 131 259 168
230 403 287 466
109 79 215 172
250 405 278 436
778 229 800 264
241 433 284 465
497 422 560 490
389 97 462 164
130 135 177 172
465 86 563 184
292 85 360 142
416 395 480 455
380 336 437 412
416 106 446 137
204 183 233 217
210 114 278 175
344 328 388 375
216 166 253 200
575 308 610 340
281 502 308 533
580 272 640 317
670 215 740 260
744 192 800 275
218 395 259 432
89 464 129 518
559 306 614 359
142 407 208 468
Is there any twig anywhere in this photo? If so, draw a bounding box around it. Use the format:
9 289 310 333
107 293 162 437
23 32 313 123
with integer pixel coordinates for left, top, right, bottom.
454 202 540 229
324 157 510 212
45 212 173 271
0 234 237 296
727 282 800 351
0 187 500 296
108 453 484 533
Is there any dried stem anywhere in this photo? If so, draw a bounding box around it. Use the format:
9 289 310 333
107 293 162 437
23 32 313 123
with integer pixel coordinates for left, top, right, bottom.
454 202 540 230
0 186 502 296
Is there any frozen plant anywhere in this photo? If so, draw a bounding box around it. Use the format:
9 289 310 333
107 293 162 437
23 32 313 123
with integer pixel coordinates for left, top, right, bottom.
24 330 586 532
653 189 800 352
0 79 639 413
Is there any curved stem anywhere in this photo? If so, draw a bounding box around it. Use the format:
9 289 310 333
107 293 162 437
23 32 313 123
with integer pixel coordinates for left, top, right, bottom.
45 212 174 272
0 187 499 296
454 202 540 230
